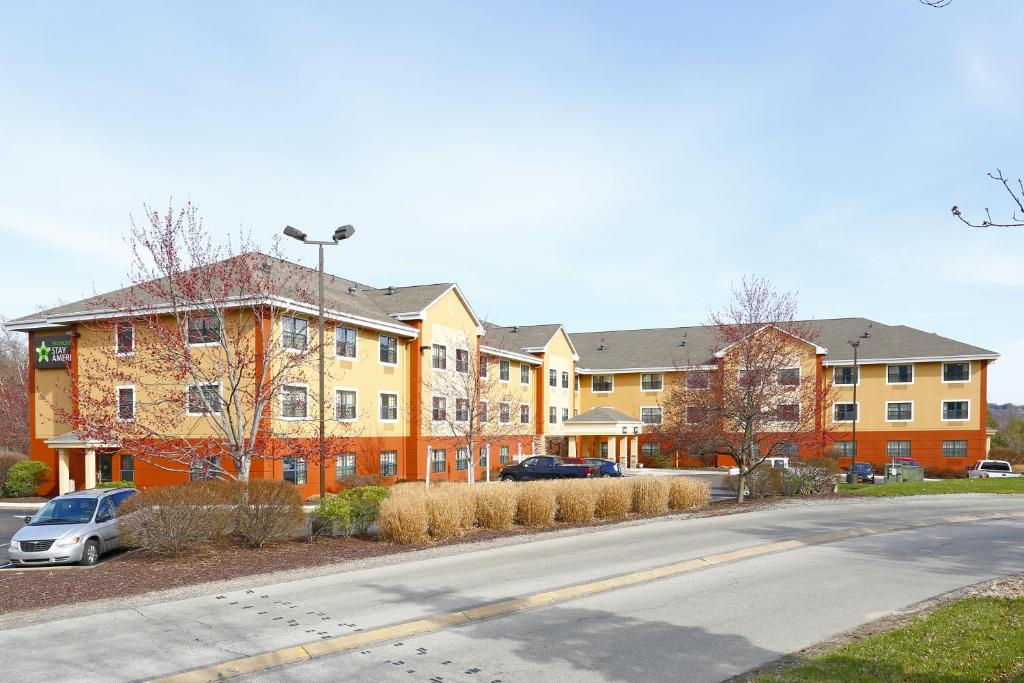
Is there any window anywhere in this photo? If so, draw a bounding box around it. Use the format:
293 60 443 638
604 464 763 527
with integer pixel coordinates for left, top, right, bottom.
335 389 357 421
686 371 710 389
562 408 569 423
431 449 447 473
775 403 799 422
549 369 557 386
834 403 858 422
456 348 469 373
641 374 663 391
887 440 912 458
456 399 469 422
479 447 488 467
119 454 134 483
943 362 970 382
500 445 510 464
380 393 398 421
479 400 488 423
281 385 308 419
600 442 608 457
379 335 398 364
832 440 856 457
432 396 447 421
281 315 307 351
641 442 660 457
686 405 707 424
777 368 800 387
737 369 755 387
776 441 798 457
431 344 447 370
833 366 858 385
117 386 135 421
480 357 489 378
336 453 356 480
499 360 510 381
283 457 307 484
561 371 569 389
499 402 510 423
187 383 221 415
187 314 221 344
549 406 557 424
942 440 968 458
520 404 530 424
592 375 613 392
379 451 397 476
942 400 969 420
887 364 913 384
886 401 913 421
189 455 219 481
336 327 357 358
641 407 662 424
115 322 134 355
456 448 469 470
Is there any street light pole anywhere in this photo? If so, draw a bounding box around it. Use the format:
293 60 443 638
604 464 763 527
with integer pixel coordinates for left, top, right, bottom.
845 330 870 484
283 224 355 501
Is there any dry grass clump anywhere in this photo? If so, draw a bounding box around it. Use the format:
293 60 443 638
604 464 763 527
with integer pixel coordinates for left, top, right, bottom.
435 482 477 531
668 477 711 511
378 490 429 544
631 476 671 515
516 482 557 527
426 487 465 541
593 478 632 519
551 480 597 524
475 483 518 530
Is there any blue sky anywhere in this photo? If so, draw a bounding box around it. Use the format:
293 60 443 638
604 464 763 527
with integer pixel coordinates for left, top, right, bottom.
1 1 1022 401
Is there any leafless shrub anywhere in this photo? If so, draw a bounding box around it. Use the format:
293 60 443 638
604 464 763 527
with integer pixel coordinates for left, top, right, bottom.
228 480 305 548
119 483 231 555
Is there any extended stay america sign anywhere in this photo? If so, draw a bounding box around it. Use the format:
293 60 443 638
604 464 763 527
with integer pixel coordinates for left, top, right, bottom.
34 335 72 370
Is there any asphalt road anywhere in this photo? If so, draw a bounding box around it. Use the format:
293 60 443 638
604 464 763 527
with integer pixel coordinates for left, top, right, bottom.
0 508 36 559
1 495 1021 682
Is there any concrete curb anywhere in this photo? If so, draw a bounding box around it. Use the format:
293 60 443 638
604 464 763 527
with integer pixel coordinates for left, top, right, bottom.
150 509 1024 683
0 502 45 510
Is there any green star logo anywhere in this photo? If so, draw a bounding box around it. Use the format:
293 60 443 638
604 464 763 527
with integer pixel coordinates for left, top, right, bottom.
36 341 51 363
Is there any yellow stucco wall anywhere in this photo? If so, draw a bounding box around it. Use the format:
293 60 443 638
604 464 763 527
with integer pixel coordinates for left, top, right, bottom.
539 328 575 435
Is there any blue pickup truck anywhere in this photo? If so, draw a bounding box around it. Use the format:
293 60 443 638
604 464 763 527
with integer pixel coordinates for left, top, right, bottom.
498 456 594 482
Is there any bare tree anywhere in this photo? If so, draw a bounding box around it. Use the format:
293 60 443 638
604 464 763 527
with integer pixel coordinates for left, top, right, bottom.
0 318 29 453
952 169 1024 228
919 0 952 7
653 277 836 502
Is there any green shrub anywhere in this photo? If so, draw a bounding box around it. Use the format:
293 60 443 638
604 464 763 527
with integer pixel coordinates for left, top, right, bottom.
3 460 49 497
347 485 389 535
96 480 136 489
311 494 353 539
0 452 27 489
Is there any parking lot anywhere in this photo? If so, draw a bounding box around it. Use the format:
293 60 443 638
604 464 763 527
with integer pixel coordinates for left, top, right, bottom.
1 507 39 565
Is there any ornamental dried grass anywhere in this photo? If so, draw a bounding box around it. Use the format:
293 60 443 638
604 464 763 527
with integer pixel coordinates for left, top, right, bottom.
552 480 597 524
475 483 518 530
668 477 711 510
435 482 477 531
426 487 465 541
516 482 557 527
631 476 670 515
378 490 429 545
593 478 632 520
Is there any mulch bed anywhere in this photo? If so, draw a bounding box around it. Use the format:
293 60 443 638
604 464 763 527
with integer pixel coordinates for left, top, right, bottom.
0 497 48 504
0 495 792 617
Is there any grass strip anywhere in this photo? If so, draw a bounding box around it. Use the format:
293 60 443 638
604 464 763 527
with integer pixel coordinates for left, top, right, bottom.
840 478 1024 496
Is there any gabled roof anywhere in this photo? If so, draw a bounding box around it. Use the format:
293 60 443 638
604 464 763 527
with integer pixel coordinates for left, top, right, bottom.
482 322 579 359
565 407 642 424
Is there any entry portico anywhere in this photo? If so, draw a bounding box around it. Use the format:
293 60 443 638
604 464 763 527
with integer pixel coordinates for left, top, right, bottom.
563 407 644 468
44 431 120 494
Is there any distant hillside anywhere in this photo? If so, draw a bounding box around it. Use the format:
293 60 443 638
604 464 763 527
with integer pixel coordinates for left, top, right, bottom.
988 403 1022 428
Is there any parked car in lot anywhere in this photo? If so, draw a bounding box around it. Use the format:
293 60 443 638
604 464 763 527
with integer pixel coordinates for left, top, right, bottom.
890 457 921 468
966 460 1021 479
499 456 594 481
8 487 136 567
847 462 876 483
583 458 622 477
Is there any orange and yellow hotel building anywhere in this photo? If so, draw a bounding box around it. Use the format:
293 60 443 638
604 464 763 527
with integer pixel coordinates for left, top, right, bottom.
10 255 998 498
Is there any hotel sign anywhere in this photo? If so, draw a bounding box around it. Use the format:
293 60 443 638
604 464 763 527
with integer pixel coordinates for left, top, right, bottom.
34 335 72 370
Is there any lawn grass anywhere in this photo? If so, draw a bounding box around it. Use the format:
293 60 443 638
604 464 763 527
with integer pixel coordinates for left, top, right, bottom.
758 596 1024 682
840 477 1024 496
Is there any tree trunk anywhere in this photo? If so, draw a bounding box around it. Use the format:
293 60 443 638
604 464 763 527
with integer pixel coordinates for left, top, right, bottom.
735 468 746 503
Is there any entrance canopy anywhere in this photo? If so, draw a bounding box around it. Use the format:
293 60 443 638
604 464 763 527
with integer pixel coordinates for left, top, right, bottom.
45 431 121 494
563 407 644 467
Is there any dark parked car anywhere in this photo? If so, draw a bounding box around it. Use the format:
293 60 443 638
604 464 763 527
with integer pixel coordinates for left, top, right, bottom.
583 458 622 477
499 456 594 482
848 462 876 483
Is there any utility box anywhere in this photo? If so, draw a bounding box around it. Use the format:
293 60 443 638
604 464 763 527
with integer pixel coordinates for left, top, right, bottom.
902 465 925 482
884 464 903 483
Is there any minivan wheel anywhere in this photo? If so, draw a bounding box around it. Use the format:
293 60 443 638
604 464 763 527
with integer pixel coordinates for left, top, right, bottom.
79 540 100 567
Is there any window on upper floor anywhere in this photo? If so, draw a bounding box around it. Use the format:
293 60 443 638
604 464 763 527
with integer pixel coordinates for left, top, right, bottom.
187 383 221 415
280 384 308 419
833 366 858 386
187 314 221 345
456 398 469 422
521 364 530 384
336 327 357 358
479 400 488 423
115 322 135 355
775 403 799 422
641 373 663 391
335 389 356 421
432 396 447 421
455 348 469 373
432 344 447 370
834 402 858 422
549 369 557 387
737 369 756 387
641 407 662 424
561 371 569 389
562 407 569 423
499 402 510 423
685 405 707 424
117 386 135 421
887 401 912 421
887 364 913 384
520 404 530 424
379 335 398 365
943 362 970 382
592 375 613 392
281 315 307 351
777 368 800 387
480 356 489 378
549 406 557 424
499 360 510 381
379 393 398 421
686 371 710 389
942 400 969 420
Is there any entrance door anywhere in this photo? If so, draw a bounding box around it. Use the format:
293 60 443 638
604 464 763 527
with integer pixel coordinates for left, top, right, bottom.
97 453 113 483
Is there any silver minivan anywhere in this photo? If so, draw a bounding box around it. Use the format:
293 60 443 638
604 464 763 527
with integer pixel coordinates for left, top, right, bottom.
8 488 136 566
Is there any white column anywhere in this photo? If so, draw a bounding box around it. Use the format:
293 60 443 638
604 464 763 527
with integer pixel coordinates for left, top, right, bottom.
58 449 71 495
567 437 577 457
84 449 97 489
630 436 639 468
607 435 617 462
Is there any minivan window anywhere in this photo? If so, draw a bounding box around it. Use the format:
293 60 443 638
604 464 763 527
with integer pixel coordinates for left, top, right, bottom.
29 498 98 525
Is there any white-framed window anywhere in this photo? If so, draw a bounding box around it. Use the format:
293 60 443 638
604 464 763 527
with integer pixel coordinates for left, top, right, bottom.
456 398 469 422
379 451 397 476
520 404 530 424
283 457 307 484
776 441 798 458
886 401 913 422
942 440 968 458
116 385 135 421
737 369 755 387
120 454 134 483
833 402 858 423
335 388 357 421
432 396 447 421
776 368 800 387
941 400 970 421
832 440 856 457
115 322 135 356
548 369 557 387
335 326 357 359
775 403 799 422
186 383 221 415
549 405 557 424
641 442 660 457
942 362 971 383
640 407 662 424
281 315 308 351
686 370 710 389
480 356 489 378
500 445 510 464
479 400 488 423
833 366 858 386
456 448 469 471
187 313 221 345
514 364 525 384
456 348 469 373
685 405 706 424
336 453 356 480
886 364 914 384
431 448 447 473
641 373 663 391
561 407 569 423
280 384 308 419
561 371 569 389
887 440 911 458
379 335 398 365
432 344 447 370
499 360 510 382
499 402 511 423
592 375 613 392
379 392 399 421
